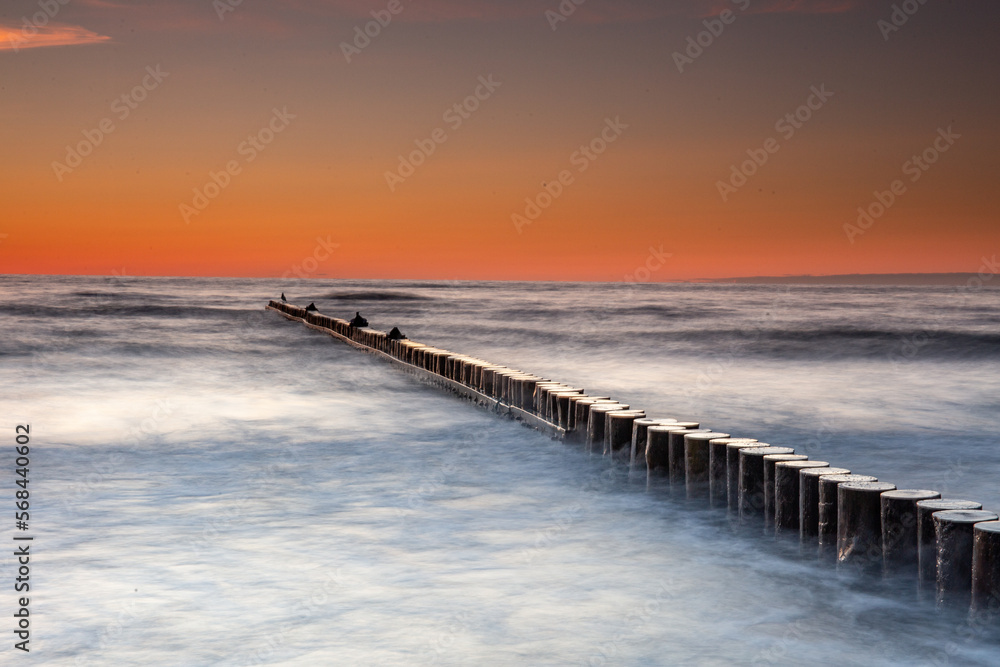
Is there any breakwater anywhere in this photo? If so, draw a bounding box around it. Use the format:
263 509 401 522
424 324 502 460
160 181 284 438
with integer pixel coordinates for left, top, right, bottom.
266 298 1000 618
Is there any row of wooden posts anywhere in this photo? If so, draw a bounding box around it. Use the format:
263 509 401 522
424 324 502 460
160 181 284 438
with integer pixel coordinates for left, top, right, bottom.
268 299 1000 615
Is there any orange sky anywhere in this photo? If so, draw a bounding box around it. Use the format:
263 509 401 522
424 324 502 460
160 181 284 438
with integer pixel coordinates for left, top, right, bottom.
1 0 997 281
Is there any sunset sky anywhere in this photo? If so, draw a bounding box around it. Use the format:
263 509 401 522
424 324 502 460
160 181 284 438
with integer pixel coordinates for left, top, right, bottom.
1 0 997 281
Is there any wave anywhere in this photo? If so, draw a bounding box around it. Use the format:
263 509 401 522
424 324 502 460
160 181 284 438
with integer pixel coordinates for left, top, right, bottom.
320 291 434 301
433 324 1000 361
626 327 1000 360
0 304 236 318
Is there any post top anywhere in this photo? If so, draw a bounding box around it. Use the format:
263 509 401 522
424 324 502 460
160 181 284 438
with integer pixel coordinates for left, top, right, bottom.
839 481 896 493
776 460 829 470
764 454 808 463
881 489 941 501
684 432 731 441
917 499 982 512
820 474 877 484
800 467 851 477
740 446 794 457
974 520 1000 535
647 424 689 433
727 441 769 450
932 510 999 525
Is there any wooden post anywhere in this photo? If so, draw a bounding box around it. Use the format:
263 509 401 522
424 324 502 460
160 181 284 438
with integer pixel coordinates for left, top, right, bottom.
551 390 585 427
573 399 618 442
798 468 850 540
837 481 897 571
763 454 808 526
517 376 541 411
567 395 609 433
773 461 829 534
669 428 709 485
606 411 647 457
492 369 519 399
934 510 1000 607
630 418 679 470
546 388 583 421
817 474 877 547
972 520 1000 614
587 404 630 452
646 425 690 473
880 489 941 576
709 438 756 508
917 499 983 587
533 382 566 415
683 432 730 499
727 442 770 512
739 447 794 520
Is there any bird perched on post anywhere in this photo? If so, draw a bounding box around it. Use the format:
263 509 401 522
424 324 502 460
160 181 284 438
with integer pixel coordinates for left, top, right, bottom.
305 303 318 312
280 292 287 302
388 327 406 340
349 311 368 327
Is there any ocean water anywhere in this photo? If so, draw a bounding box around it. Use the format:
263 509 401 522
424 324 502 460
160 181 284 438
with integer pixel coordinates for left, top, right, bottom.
1 274 999 666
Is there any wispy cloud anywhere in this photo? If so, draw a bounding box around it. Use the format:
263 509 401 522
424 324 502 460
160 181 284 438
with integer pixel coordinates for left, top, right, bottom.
0 0 863 47
286 0 862 22
0 23 111 52
711 0 860 15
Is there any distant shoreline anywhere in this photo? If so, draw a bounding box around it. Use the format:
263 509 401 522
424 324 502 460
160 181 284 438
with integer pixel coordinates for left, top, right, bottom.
707 273 997 286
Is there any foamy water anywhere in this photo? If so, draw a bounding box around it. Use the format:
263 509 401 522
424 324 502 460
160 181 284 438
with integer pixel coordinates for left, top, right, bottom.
1 275 999 665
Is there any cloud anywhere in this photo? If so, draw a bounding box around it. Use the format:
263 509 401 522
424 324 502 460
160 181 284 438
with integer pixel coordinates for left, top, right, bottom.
714 0 860 15
0 0 863 46
284 0 862 22
0 23 111 52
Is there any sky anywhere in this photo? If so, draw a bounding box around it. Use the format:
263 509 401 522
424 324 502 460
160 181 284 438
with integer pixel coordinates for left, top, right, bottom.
1 0 998 281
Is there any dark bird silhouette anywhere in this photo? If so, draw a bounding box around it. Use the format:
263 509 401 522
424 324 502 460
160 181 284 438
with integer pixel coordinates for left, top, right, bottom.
280 292 287 302
349 311 369 327
388 326 406 340
305 303 318 312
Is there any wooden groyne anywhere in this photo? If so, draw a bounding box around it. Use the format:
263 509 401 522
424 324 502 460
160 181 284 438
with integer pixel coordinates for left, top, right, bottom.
266 299 1000 618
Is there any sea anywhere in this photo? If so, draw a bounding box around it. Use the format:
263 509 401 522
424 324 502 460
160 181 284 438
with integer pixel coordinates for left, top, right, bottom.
1 274 999 666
